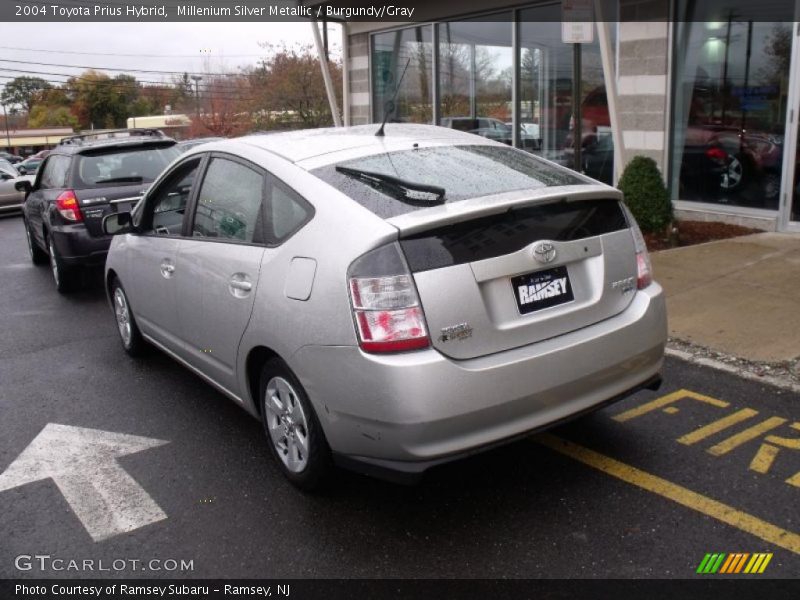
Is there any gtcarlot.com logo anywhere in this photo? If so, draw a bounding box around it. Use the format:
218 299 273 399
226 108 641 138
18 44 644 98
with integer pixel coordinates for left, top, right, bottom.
14 554 194 572
696 552 773 574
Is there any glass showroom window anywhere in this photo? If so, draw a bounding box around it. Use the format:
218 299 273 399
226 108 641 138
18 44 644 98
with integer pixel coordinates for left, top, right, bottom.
372 26 433 123
672 1 796 210
437 18 513 143
519 4 615 185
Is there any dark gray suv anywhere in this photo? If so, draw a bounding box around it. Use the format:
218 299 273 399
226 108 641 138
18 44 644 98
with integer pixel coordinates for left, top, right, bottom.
19 129 180 292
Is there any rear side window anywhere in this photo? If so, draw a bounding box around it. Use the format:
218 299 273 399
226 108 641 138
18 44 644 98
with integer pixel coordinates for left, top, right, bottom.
400 199 629 272
267 179 312 244
192 158 265 243
39 155 71 189
311 145 585 219
74 145 179 188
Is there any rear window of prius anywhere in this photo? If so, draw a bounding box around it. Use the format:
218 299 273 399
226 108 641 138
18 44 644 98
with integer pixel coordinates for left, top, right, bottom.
310 144 586 219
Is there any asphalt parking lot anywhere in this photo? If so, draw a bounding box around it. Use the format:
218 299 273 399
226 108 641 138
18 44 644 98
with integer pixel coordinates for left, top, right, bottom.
0 213 799 579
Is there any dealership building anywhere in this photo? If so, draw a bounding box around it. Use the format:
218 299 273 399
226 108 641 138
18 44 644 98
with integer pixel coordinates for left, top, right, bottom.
315 0 800 232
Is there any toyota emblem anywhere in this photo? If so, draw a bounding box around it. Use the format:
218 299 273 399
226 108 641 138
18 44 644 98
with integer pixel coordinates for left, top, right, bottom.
533 241 557 264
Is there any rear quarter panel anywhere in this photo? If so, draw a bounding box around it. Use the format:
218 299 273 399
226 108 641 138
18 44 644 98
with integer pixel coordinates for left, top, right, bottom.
224 142 399 415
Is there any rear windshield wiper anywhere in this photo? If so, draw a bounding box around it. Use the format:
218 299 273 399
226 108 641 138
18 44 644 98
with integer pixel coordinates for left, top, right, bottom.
335 165 446 205
93 176 144 184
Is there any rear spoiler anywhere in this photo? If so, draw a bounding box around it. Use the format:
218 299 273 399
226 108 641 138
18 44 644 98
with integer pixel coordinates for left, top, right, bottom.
386 184 622 237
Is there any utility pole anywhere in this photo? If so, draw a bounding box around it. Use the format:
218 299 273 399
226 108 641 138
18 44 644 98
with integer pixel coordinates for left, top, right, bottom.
2 103 11 152
190 75 202 116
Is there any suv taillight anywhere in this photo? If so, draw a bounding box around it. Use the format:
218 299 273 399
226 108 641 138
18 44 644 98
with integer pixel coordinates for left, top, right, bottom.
348 243 430 353
55 190 83 222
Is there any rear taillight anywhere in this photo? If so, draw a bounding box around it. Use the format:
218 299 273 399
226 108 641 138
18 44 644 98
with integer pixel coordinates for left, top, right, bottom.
630 220 653 289
55 190 83 222
348 243 430 353
705 147 728 163
636 252 652 289
622 204 653 289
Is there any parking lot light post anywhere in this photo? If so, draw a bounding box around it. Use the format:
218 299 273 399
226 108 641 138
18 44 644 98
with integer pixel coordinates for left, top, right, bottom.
2 103 10 152
191 75 202 117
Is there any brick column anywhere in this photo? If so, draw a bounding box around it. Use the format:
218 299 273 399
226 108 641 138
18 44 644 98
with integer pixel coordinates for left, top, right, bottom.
347 33 371 125
616 21 669 172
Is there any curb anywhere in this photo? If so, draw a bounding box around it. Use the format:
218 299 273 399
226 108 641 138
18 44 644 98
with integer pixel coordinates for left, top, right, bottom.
665 347 800 394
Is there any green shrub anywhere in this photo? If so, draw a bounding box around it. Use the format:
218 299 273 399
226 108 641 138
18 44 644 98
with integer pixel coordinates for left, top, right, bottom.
618 156 672 234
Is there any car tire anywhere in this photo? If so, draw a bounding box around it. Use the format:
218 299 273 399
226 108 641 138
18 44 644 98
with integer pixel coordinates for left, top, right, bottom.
110 277 147 357
259 358 333 491
47 235 79 293
720 154 745 193
24 220 47 265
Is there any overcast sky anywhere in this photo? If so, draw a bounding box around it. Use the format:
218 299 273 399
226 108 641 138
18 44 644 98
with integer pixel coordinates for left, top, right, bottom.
0 21 341 88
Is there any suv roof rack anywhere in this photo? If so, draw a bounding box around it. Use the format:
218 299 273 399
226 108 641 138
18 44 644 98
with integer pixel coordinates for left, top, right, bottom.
58 128 167 146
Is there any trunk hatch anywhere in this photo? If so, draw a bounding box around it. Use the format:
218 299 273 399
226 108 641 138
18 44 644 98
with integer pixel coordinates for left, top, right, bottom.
395 192 638 360
74 185 148 237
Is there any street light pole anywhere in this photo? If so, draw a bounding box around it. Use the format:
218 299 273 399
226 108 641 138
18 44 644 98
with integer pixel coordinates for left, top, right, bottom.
1 103 11 152
190 75 202 117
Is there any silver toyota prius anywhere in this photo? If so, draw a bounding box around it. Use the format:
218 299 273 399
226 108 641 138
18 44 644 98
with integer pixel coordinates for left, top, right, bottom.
103 124 667 490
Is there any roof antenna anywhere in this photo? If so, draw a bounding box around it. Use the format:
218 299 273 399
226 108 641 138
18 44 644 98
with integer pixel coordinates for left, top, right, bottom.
376 59 411 137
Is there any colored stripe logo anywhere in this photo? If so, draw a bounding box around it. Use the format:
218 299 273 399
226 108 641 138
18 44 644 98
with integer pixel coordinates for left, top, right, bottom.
696 552 773 574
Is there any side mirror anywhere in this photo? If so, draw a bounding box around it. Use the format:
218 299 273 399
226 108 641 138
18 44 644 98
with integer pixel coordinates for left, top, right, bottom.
103 211 134 236
15 179 32 193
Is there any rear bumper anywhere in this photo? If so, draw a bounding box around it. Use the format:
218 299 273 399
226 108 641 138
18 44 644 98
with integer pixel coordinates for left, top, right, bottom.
292 284 667 472
334 374 662 484
50 225 111 267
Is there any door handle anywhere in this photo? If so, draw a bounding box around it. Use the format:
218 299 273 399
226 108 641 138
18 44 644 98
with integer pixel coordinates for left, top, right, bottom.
228 274 253 297
229 280 252 291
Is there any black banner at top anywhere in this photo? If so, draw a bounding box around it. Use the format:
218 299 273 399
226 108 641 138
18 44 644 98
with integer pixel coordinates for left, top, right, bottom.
2 0 800 23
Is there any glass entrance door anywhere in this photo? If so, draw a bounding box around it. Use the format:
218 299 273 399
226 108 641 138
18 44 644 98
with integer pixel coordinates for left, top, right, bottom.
780 20 800 230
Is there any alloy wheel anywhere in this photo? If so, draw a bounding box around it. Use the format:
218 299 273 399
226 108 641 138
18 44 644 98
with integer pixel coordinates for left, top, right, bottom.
48 238 59 287
721 156 743 190
264 376 309 473
24 225 33 258
114 288 132 348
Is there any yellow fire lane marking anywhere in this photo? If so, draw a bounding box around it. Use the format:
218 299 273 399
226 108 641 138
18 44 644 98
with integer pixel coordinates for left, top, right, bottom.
677 409 759 446
708 417 788 456
536 433 800 555
613 389 729 423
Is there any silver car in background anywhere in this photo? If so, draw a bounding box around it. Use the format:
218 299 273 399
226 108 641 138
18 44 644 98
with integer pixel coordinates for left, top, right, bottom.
103 124 667 490
0 160 33 215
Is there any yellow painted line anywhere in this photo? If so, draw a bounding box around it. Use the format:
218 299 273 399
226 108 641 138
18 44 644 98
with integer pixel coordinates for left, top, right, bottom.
750 444 780 474
677 409 759 446
663 406 680 415
708 417 787 456
536 433 800 555
613 389 729 423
